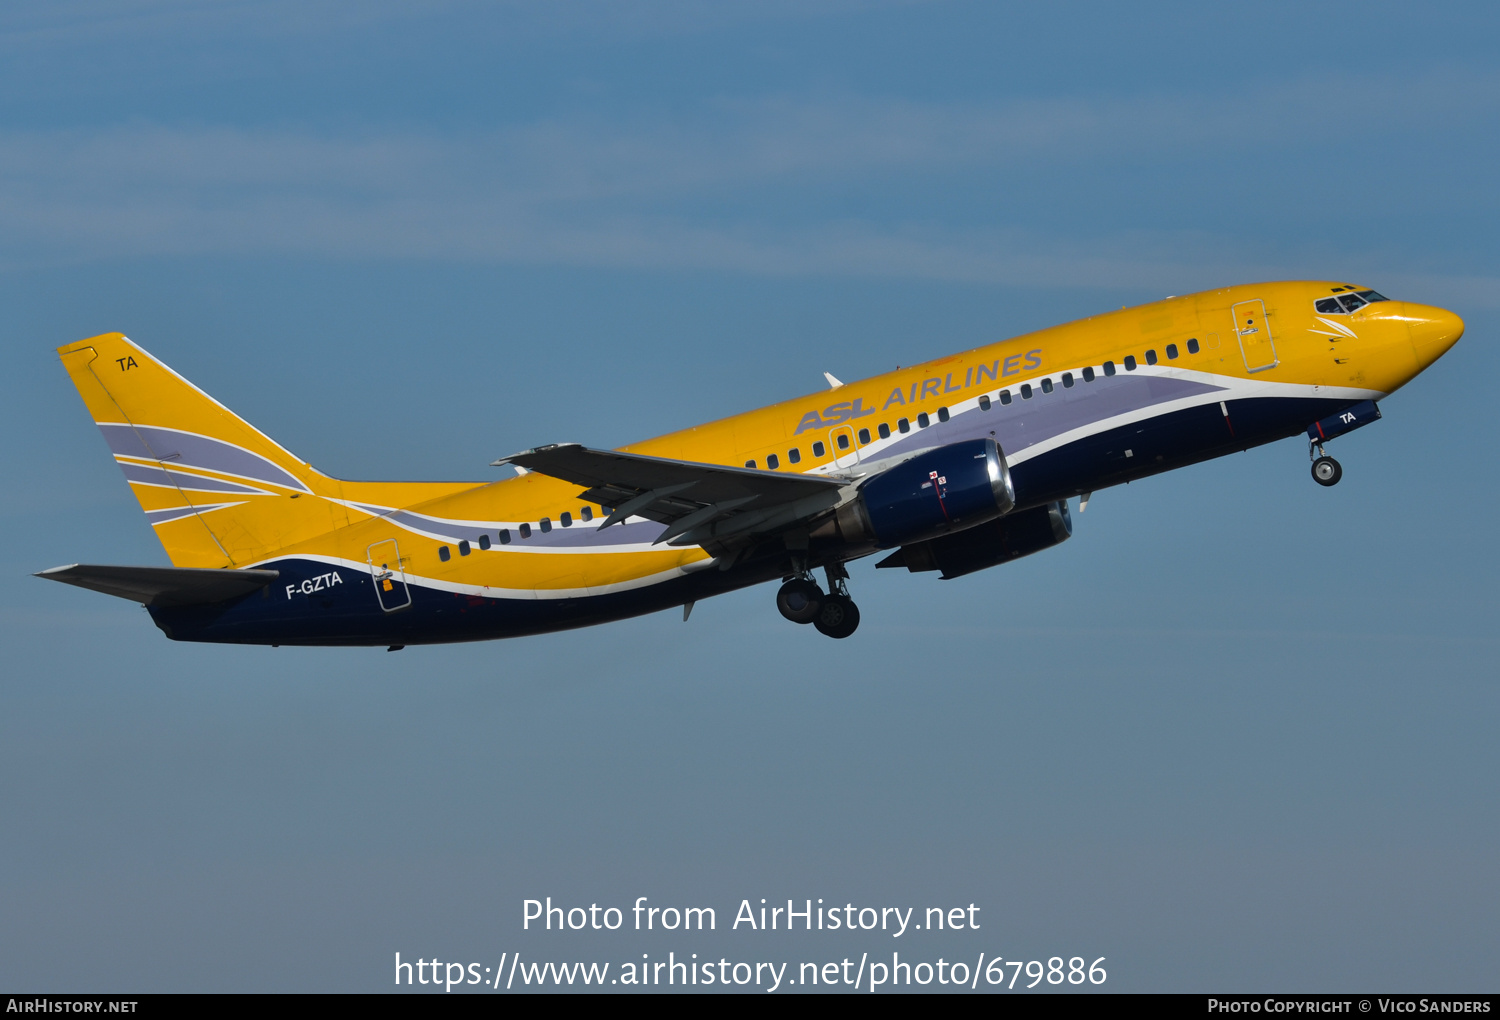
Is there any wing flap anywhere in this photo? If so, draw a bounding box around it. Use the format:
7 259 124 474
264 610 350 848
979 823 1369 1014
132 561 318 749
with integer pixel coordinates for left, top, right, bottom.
497 443 843 519
498 444 842 502
494 443 850 547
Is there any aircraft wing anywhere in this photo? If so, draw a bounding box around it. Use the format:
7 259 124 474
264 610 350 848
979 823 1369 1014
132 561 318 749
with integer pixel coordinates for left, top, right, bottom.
36 563 280 607
494 443 848 546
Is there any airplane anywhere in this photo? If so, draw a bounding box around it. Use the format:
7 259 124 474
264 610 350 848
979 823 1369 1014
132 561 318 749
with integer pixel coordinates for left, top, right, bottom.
37 280 1462 647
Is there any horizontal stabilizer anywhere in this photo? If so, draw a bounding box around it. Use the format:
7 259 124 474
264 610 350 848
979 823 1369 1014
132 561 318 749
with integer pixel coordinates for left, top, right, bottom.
35 563 280 607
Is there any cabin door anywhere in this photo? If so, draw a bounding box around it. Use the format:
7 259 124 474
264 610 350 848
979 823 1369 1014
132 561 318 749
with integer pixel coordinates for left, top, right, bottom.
367 538 412 612
1231 299 1278 372
828 425 860 470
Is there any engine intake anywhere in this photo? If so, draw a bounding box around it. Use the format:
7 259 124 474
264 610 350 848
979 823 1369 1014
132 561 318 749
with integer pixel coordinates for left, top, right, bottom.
877 499 1072 578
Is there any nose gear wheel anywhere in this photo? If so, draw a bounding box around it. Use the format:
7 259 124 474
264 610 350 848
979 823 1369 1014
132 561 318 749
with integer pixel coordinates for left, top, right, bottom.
1311 456 1342 486
1307 439 1343 487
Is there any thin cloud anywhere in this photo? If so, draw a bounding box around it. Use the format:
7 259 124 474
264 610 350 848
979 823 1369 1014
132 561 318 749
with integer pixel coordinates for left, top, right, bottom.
0 71 1493 298
0 0 910 48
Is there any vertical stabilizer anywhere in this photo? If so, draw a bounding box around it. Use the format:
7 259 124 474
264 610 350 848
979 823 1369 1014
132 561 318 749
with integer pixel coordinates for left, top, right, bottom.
59 334 352 567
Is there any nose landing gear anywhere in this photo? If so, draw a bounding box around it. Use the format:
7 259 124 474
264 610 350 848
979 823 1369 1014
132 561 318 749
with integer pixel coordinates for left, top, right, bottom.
775 561 861 638
1305 402 1382 487
1309 440 1342 487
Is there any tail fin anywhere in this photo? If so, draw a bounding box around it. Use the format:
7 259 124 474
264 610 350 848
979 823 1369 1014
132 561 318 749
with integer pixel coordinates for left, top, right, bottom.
60 334 356 567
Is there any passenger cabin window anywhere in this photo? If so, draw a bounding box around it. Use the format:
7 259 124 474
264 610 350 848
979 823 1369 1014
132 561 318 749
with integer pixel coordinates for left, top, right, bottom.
917 412 930 428
560 512 572 527
1103 361 1116 377
812 441 826 457
1040 378 1053 394
519 523 532 539
438 546 451 562
937 406 949 422
788 448 801 464
878 423 891 439
1186 338 1200 354
836 433 850 449
1124 355 1137 371
1020 383 1033 399
499 528 511 544
458 539 471 556
745 459 756 468
478 534 491 550
1082 366 1095 382
978 394 991 410
1145 349 1158 366
539 517 552 534
858 427 871 444
581 506 593 522
1062 372 1074 387
898 418 910 433
767 453 780 469
999 390 1012 405
1166 344 1179 360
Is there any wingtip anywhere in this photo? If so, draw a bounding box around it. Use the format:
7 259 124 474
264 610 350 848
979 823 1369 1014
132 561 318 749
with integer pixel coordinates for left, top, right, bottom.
488 454 531 475
492 442 584 467
34 564 80 579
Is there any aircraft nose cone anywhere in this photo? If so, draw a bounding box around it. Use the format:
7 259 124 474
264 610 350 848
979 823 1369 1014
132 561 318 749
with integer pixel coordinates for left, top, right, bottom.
1408 304 1464 368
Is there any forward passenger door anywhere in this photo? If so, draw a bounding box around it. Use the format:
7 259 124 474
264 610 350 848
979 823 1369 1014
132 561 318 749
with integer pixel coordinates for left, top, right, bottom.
1232 299 1278 372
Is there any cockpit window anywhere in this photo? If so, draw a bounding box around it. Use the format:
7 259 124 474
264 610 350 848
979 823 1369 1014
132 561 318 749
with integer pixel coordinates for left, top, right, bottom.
1315 290 1388 315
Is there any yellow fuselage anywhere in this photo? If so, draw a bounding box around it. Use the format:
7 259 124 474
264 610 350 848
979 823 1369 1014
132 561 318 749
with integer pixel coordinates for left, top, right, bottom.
55 279 1463 644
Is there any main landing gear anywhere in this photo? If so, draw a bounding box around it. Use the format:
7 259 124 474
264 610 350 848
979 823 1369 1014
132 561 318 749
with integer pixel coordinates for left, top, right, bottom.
1309 440 1343 487
776 562 860 638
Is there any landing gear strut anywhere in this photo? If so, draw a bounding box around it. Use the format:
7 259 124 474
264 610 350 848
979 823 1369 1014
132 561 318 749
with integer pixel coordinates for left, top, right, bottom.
813 562 860 639
775 561 860 638
1309 440 1342 487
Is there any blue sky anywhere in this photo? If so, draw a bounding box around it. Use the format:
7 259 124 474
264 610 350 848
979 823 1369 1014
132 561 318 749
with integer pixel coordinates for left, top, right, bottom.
2 1 1497 992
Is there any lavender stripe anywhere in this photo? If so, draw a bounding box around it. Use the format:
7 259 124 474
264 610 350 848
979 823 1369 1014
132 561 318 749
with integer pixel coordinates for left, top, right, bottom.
366 506 668 548
98 423 309 492
144 503 236 525
871 373 1225 462
119 461 267 494
345 374 1222 546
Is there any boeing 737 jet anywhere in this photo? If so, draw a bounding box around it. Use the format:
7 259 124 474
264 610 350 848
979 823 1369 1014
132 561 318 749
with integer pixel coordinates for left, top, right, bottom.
38 281 1462 645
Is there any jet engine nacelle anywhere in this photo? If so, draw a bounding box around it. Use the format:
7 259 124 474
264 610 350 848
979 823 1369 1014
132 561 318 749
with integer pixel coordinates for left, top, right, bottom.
826 438 1016 550
877 499 1072 578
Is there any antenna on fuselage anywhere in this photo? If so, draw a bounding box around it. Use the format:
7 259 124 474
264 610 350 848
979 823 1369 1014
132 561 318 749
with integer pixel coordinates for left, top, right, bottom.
823 372 844 389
